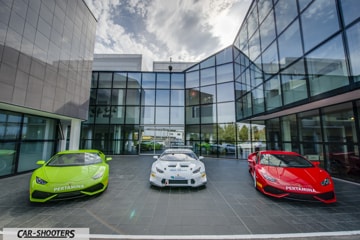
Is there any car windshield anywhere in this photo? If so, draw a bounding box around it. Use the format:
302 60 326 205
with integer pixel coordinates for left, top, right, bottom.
260 154 313 168
160 153 197 161
47 153 102 166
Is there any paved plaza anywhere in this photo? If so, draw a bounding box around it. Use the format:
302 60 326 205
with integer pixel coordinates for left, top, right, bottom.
1 155 360 239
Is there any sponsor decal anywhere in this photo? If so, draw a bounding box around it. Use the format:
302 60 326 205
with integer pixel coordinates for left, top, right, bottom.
53 184 84 192
285 186 316 193
3 228 89 240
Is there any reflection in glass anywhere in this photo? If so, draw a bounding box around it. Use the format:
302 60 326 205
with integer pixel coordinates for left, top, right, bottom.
142 73 155 88
171 73 184 89
91 72 98 88
217 102 235 123
200 56 215 69
110 106 125 124
306 35 349 96
201 104 216 124
98 72 112 88
113 72 127 88
155 107 169 124
217 63 233 84
340 0 360 26
170 107 184 125
248 30 261 61
346 23 360 82
275 0 298 35
299 110 322 159
301 0 339 52
125 106 140 124
282 72 307 105
200 67 215 86
217 82 234 102
111 89 125 105
0 111 21 139
186 106 200 124
200 86 215 104
96 89 111 105
157 73 170 89
156 89 170 106
260 10 276 52
265 76 282 111
281 114 298 151
278 19 302 69
142 90 155 105
141 106 155 124
18 142 54 172
216 47 233 65
0 142 16 176
186 88 200 106
253 85 264 114
22 116 55 140
126 89 141 105
186 71 199 88
127 73 141 88
262 41 279 76
170 90 184 106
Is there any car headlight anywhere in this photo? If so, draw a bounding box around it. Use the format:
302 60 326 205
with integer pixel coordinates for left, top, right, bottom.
193 167 201 174
36 176 47 185
261 172 277 182
156 167 164 173
321 178 330 186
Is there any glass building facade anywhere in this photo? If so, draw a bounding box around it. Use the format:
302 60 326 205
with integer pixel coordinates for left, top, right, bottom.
85 0 360 183
0 0 97 177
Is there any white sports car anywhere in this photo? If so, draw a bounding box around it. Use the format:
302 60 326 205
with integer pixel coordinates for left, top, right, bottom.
150 148 207 187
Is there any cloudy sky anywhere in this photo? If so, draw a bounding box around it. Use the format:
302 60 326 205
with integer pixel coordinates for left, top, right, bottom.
84 0 252 70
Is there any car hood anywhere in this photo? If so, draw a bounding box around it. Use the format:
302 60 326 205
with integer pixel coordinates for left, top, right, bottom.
262 165 330 187
38 165 103 182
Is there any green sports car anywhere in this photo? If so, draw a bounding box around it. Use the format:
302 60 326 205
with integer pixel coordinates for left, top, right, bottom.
29 149 112 203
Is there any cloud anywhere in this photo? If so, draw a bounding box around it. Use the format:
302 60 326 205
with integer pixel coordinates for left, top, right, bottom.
84 0 251 71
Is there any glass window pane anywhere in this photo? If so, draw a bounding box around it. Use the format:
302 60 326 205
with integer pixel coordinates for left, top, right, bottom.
217 102 235 123
18 142 54 172
157 73 170 89
156 89 170 106
111 89 125 105
200 85 216 104
217 82 234 102
22 116 56 140
186 88 200 106
113 72 127 88
260 10 276 51
127 73 141 88
186 71 199 88
125 106 140 124
248 30 261 61
0 142 16 176
0 111 21 139
265 76 282 111
301 0 339 52
95 106 110 124
247 4 258 38
281 114 298 152
141 106 155 124
346 22 360 82
126 89 141 105
261 41 279 76
142 89 155 105
91 72 98 88
110 106 125 124
155 107 169 124
216 47 233 65
258 0 273 24
281 70 307 105
253 85 264 114
186 106 200 124
170 107 184 124
306 35 349 96
201 104 216 124
200 67 215 86
278 19 303 69
171 90 184 106
90 89 96 105
275 0 298 34
142 73 155 88
98 72 112 88
171 73 184 89
340 0 360 26
200 56 215 69
216 63 233 84
96 89 111 105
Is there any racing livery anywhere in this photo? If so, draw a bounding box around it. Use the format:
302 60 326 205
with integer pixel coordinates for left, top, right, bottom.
150 148 207 187
29 149 112 202
248 150 336 203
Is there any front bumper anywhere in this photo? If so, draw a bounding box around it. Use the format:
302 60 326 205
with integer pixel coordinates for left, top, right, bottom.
150 172 207 188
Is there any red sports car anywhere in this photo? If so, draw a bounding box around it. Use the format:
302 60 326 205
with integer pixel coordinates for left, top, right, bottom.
248 150 336 204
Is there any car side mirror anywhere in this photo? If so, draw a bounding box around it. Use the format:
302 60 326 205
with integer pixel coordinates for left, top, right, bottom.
36 160 46 165
312 161 320 167
199 156 204 160
153 156 159 160
106 157 112 162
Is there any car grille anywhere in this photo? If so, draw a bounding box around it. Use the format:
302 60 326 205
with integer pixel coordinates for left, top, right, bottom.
32 191 54 199
316 191 335 200
263 186 286 195
83 183 104 192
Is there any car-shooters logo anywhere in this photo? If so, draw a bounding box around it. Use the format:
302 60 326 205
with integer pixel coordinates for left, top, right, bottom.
54 184 85 192
286 186 316 193
3 228 89 240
